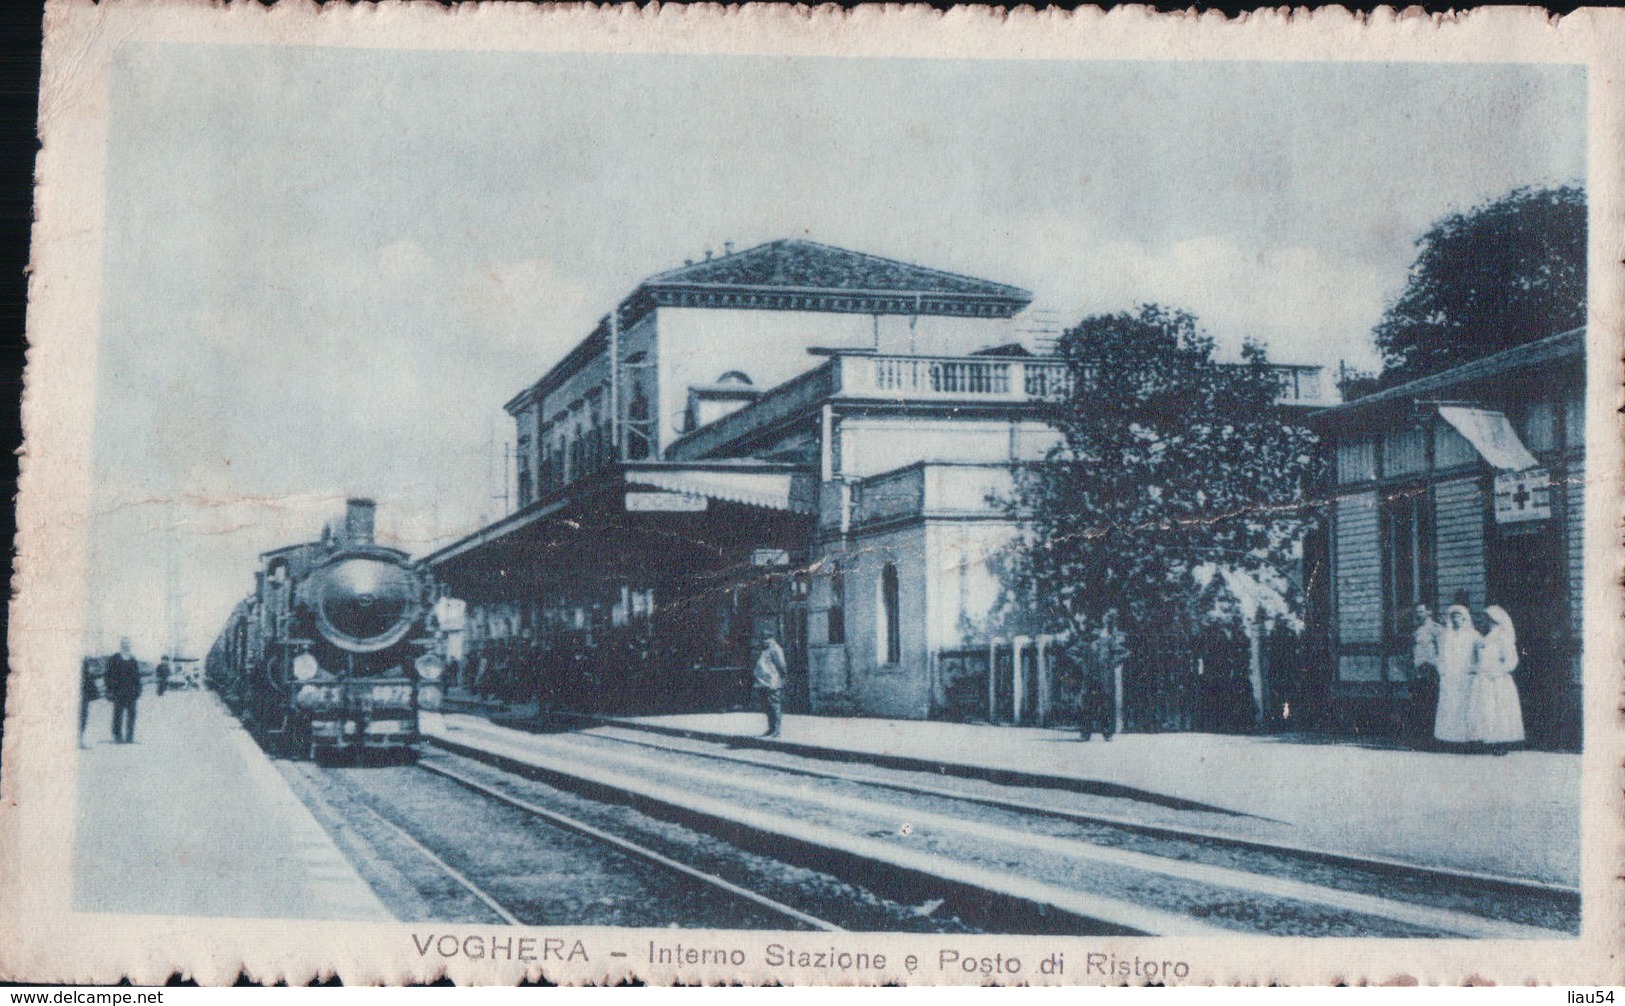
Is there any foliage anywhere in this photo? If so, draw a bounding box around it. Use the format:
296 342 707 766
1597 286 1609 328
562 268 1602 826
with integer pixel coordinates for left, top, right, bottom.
1006 305 1321 642
1374 185 1585 383
1334 364 1380 402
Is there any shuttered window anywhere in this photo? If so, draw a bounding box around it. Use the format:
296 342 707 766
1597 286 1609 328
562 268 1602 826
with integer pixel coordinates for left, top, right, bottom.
1334 492 1381 647
1336 437 1376 484
1433 422 1478 470
1433 478 1486 612
1564 386 1585 448
1381 427 1427 478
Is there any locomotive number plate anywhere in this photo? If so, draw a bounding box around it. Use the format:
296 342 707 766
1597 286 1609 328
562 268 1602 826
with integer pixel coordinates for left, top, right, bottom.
369 684 413 705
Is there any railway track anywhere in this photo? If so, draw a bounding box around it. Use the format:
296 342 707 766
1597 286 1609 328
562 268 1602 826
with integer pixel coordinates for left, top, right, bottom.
425 714 1580 939
573 722 1579 906
415 758 840 931
287 754 975 932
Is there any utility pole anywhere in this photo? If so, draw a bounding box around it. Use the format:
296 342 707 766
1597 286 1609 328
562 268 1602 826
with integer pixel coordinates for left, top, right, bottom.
481 415 498 525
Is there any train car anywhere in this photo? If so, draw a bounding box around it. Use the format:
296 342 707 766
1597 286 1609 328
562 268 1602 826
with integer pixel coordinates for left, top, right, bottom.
206 498 445 760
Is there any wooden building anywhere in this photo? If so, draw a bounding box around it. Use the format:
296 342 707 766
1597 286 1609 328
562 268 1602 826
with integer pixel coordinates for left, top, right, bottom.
1308 329 1585 749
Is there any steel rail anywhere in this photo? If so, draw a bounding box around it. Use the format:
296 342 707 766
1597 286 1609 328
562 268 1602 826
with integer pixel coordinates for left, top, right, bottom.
442 725 1566 939
416 758 843 933
428 733 1223 936
469 717 1578 905
438 718 1577 937
299 763 523 925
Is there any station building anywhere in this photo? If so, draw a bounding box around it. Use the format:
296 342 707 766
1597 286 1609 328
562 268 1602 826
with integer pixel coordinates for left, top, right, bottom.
426 239 1334 721
1308 328 1585 749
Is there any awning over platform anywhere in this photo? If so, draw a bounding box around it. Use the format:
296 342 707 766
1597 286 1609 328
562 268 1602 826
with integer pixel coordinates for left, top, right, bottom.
624 465 817 514
426 463 816 570
1436 405 1540 472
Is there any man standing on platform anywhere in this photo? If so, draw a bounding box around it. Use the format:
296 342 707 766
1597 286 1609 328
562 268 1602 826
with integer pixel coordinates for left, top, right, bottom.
1080 610 1128 741
155 655 171 697
104 637 142 744
78 656 99 749
1410 604 1444 745
754 633 787 738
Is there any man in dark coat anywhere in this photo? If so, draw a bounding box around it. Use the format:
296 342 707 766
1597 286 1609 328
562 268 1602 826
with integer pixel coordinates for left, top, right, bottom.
103 637 142 744
79 657 99 749
1080 611 1128 741
155 656 171 697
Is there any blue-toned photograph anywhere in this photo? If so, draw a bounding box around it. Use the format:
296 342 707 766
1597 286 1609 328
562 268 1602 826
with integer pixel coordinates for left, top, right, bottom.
70 44 1586 942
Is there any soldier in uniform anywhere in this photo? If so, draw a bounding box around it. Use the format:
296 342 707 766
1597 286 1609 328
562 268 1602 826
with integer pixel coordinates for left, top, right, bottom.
753 633 787 738
1080 610 1128 741
1410 604 1444 744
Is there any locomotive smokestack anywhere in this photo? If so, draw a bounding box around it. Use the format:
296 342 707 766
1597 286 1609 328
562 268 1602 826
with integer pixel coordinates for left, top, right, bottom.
345 498 376 545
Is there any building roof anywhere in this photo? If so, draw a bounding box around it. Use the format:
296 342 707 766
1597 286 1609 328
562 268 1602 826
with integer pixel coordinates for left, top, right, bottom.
507 239 1033 414
640 239 1032 311
1311 327 1585 426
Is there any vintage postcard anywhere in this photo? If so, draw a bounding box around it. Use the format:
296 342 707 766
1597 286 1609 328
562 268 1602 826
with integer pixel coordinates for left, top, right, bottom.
5 0 1623 987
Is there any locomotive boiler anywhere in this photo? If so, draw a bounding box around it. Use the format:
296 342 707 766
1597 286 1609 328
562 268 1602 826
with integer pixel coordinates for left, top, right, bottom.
206 498 444 760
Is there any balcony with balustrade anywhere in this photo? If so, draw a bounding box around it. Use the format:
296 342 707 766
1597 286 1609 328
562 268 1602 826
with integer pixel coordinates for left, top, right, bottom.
847 352 1332 406
668 350 1336 462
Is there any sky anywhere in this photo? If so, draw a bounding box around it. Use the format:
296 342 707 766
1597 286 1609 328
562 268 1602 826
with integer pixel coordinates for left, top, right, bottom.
82 44 1587 659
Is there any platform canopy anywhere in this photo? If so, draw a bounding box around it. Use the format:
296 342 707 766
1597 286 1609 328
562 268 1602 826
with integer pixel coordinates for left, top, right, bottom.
423 461 817 576
623 463 817 514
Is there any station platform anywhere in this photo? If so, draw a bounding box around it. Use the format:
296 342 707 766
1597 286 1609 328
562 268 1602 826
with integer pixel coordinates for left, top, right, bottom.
73 689 392 921
457 693 1581 888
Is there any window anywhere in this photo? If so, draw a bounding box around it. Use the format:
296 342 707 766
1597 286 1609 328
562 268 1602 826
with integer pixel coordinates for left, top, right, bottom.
1432 421 1477 469
538 422 556 491
1335 437 1376 484
1519 400 1558 454
877 563 901 665
1381 489 1434 652
569 428 584 482
825 568 846 645
1564 385 1585 448
1381 427 1426 478
626 381 652 460
516 432 534 506
586 393 606 472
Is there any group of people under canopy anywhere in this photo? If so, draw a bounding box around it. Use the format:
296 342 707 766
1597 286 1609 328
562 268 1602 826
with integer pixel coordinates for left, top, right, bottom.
1414 602 1525 752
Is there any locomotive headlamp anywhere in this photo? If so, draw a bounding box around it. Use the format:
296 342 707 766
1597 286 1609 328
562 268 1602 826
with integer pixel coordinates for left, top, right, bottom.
292 653 320 681
414 654 445 682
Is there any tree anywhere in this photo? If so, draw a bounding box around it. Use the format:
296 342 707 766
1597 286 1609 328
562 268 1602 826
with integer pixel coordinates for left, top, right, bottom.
1006 305 1321 646
1375 185 1585 384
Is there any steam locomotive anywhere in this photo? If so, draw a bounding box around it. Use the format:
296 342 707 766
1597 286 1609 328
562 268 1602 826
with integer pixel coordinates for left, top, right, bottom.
206 498 444 760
